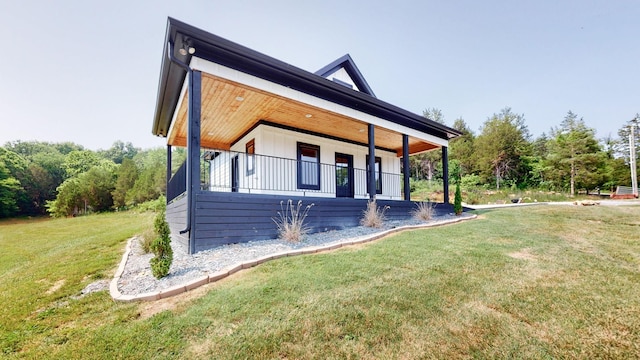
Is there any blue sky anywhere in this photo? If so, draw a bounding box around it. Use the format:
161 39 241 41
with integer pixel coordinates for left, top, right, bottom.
0 0 638 150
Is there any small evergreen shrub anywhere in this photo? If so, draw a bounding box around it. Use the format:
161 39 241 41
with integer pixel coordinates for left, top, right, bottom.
454 182 463 215
273 200 314 242
412 200 436 221
150 209 173 278
361 199 389 228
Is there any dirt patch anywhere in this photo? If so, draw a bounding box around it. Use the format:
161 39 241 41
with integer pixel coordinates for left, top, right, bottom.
508 249 537 261
45 279 66 295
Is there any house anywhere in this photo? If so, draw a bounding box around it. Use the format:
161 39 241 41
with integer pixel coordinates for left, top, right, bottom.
152 18 462 253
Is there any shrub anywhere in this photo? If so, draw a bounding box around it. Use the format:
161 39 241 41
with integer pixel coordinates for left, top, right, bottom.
273 200 314 242
361 199 389 228
412 200 436 221
149 209 172 278
135 195 166 213
454 182 463 215
139 227 155 254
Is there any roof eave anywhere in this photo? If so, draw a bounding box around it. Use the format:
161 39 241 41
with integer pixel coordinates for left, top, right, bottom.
151 18 462 141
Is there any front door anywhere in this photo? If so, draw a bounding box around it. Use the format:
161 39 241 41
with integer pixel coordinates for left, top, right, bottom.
335 153 354 198
231 155 239 192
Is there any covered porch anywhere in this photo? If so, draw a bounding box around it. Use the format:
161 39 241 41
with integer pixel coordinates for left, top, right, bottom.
153 18 461 253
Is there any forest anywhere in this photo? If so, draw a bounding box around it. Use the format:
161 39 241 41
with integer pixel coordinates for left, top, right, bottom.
0 107 638 218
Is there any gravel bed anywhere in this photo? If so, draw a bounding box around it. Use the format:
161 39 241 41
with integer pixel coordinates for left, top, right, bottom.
117 213 471 295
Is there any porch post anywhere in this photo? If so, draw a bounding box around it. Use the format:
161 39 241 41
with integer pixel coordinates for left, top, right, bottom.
367 124 376 200
187 70 202 254
166 144 172 183
402 134 410 201
442 146 450 204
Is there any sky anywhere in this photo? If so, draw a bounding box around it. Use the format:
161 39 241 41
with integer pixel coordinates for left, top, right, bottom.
0 0 638 150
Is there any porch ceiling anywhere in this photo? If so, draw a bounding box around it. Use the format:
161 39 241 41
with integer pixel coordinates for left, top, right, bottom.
167 73 438 156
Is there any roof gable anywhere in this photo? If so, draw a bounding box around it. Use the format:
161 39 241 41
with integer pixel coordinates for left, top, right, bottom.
315 54 376 97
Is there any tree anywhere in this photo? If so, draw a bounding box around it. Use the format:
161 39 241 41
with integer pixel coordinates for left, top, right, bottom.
150 208 172 278
0 161 21 217
81 162 117 212
112 158 139 208
46 177 84 217
127 148 167 205
545 111 605 196
46 161 117 217
474 108 532 189
99 140 139 164
448 118 475 176
453 181 463 215
0 148 30 214
63 150 101 178
410 108 446 182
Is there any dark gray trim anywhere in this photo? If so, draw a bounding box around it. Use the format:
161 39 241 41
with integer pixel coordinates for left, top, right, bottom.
335 152 354 198
152 18 461 143
367 123 376 199
315 54 376 97
186 70 202 254
402 134 410 201
166 145 172 183
366 155 382 195
245 139 255 176
442 146 450 204
297 142 321 191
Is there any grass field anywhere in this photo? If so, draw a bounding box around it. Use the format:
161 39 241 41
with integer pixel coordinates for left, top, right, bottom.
1 205 639 359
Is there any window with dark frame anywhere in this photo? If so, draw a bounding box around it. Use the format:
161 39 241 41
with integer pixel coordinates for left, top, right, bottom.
297 142 320 190
246 139 255 176
366 155 382 194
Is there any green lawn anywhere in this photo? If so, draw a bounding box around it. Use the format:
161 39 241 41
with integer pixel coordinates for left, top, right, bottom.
2 205 640 359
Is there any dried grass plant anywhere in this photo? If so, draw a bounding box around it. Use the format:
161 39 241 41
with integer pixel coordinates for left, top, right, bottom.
360 199 389 228
273 200 315 242
412 201 436 221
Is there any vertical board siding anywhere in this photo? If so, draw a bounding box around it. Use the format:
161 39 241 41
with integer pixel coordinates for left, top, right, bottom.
189 191 454 252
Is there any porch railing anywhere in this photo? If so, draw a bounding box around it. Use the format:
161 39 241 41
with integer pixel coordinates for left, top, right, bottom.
167 160 187 202
166 149 403 202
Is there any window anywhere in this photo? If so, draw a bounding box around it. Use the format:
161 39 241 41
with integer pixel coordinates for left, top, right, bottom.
245 139 255 175
366 155 382 194
297 143 320 190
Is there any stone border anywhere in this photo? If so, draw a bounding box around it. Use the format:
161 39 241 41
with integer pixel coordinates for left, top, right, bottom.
110 214 477 302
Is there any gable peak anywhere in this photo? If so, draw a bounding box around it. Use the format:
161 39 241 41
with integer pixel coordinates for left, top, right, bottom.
314 54 376 97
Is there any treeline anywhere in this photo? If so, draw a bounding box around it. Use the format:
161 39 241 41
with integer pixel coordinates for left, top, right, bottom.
1 107 637 218
413 108 639 195
0 140 184 218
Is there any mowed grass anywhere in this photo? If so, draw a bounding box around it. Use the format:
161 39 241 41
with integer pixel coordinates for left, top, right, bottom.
2 205 640 358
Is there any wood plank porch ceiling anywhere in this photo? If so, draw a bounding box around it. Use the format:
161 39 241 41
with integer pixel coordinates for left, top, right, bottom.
167 73 438 156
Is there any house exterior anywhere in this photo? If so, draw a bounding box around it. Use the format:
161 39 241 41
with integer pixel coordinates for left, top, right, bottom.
152 18 461 253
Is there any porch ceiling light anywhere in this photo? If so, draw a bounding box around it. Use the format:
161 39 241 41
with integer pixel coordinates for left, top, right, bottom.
305 114 312 118
235 96 244 101
178 42 196 56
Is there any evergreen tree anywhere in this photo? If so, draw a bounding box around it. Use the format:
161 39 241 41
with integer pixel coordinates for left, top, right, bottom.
449 117 476 176
545 111 605 195
112 158 139 208
454 181 463 215
474 108 532 189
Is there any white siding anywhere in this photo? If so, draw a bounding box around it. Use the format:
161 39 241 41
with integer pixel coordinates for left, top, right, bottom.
324 68 361 92
217 124 402 200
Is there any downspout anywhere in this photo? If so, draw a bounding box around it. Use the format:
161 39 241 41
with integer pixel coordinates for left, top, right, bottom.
166 41 193 237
